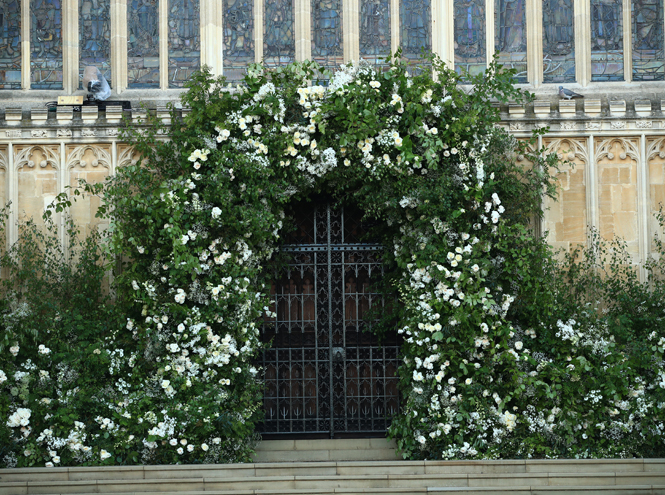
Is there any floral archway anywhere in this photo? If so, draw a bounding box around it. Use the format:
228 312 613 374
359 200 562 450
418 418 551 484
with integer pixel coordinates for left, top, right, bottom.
96 56 558 462
17 55 663 467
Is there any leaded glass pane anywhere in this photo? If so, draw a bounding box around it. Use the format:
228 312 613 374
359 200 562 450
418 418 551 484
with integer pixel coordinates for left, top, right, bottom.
128 0 159 88
494 0 526 83
400 0 430 61
31 0 63 89
591 0 623 81
0 0 21 89
543 0 575 83
264 0 294 67
359 0 390 64
79 0 111 88
454 0 486 77
224 0 254 80
168 0 200 88
632 0 664 81
311 0 343 70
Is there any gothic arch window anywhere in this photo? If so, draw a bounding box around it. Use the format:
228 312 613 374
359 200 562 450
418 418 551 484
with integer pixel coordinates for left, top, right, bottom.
632 0 664 81
259 201 400 437
543 0 575 83
127 0 160 88
359 0 391 65
400 0 431 62
223 0 255 80
79 0 111 87
311 0 343 71
31 0 63 89
168 0 201 87
264 0 295 67
0 0 22 88
454 0 486 77
591 0 623 81
495 0 527 83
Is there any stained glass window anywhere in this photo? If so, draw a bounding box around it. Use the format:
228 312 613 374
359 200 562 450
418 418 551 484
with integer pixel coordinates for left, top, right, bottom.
454 0 486 77
359 0 390 65
543 0 575 83
31 0 63 89
224 0 254 80
311 0 343 71
128 0 159 88
168 0 200 87
591 0 623 81
0 0 21 89
494 0 526 83
264 0 294 67
400 0 430 61
632 0 664 81
79 0 111 88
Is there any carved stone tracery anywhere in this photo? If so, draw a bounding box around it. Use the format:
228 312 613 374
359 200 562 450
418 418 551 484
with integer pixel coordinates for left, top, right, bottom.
66 145 112 171
14 145 60 170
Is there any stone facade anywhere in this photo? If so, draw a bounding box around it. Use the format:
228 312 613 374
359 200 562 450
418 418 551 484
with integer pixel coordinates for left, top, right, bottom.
0 0 664 279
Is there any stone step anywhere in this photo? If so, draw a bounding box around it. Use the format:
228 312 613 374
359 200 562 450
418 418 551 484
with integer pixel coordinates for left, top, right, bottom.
252 439 399 463
1 485 664 495
2 471 665 495
2 459 663 483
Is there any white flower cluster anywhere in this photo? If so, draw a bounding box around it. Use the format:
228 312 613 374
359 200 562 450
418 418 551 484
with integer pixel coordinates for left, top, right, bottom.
7 408 31 427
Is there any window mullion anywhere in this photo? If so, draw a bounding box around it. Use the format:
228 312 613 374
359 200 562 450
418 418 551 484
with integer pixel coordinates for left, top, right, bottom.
295 0 311 62
110 0 128 92
575 0 591 86
485 0 493 71
63 0 79 93
526 0 542 86
160 0 168 89
21 0 29 89
622 0 631 82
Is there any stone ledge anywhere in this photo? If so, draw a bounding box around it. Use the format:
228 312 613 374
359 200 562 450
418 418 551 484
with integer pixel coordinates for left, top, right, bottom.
0 107 189 129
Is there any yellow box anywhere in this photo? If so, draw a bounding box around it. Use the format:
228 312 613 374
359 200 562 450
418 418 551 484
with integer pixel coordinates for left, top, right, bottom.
57 96 84 105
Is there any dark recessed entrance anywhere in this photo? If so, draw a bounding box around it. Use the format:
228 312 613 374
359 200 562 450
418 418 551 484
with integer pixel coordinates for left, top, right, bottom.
258 201 400 438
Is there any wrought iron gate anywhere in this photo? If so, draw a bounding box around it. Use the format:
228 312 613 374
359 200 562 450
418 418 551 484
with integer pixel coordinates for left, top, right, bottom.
259 202 400 437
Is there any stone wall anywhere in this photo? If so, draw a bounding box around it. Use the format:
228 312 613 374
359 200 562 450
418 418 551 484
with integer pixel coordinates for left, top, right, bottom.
0 96 663 280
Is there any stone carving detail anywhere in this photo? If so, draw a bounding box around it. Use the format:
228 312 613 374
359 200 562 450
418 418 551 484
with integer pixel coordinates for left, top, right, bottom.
546 137 589 165
559 121 576 130
646 137 665 162
610 121 626 129
82 129 97 137
57 129 73 137
15 145 60 170
31 130 48 138
67 145 112 171
0 147 8 170
5 130 21 138
585 122 601 130
595 137 639 163
636 120 653 128
107 128 119 137
509 122 524 131
118 146 139 168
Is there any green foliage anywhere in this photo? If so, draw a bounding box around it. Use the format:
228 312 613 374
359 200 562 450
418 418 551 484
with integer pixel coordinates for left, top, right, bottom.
2 52 663 467
0 210 119 467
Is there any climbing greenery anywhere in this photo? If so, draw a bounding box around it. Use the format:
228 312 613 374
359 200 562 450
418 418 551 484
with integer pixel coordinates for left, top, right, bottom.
2 54 665 467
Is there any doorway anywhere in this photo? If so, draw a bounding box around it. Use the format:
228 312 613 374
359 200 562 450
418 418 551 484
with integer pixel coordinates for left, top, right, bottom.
258 201 400 438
